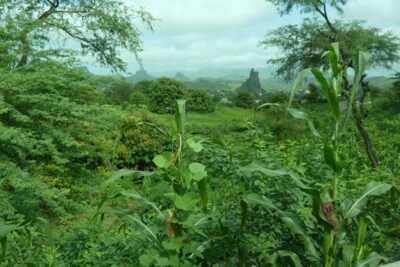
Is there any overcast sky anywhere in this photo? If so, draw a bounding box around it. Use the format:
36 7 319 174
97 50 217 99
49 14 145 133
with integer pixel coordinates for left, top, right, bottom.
87 0 400 76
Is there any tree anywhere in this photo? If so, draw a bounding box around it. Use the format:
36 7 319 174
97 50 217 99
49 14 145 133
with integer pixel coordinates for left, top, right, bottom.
393 72 400 101
0 0 153 71
262 19 400 80
263 0 400 167
144 78 187 114
103 76 136 105
187 89 216 113
233 92 256 108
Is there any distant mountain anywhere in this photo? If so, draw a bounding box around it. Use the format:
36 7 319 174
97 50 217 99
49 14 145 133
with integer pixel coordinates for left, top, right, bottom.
127 69 154 83
237 69 265 96
191 66 275 80
184 78 240 93
174 72 190 81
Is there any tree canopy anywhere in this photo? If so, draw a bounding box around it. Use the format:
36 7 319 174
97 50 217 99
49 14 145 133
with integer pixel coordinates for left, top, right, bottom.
262 19 400 80
263 0 400 80
267 0 348 15
0 0 153 71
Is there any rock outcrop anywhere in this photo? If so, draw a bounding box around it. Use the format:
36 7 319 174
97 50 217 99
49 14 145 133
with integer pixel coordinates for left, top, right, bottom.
128 69 154 83
237 69 265 96
174 72 190 81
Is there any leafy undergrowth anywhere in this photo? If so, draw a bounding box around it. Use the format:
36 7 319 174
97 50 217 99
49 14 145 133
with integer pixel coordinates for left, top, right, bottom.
0 63 399 267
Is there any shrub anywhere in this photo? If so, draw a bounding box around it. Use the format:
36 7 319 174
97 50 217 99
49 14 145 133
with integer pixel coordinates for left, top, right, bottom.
129 90 149 108
233 92 256 108
262 90 290 104
134 80 154 92
145 78 187 113
115 114 170 170
103 76 135 104
187 89 216 113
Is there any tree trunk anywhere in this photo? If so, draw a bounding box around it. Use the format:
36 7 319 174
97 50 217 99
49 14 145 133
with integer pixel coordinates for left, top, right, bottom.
16 0 59 67
352 105 380 168
351 79 380 168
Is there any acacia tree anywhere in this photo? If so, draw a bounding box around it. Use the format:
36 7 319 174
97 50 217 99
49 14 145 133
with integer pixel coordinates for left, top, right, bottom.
0 0 153 71
263 0 400 167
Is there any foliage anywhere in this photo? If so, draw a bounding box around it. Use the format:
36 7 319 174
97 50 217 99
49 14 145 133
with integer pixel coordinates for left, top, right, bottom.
129 90 150 108
0 0 153 70
0 2 399 266
393 72 400 99
103 76 135 105
144 78 187 114
186 89 216 113
233 92 256 108
262 91 290 104
266 0 348 15
262 20 400 80
115 114 170 170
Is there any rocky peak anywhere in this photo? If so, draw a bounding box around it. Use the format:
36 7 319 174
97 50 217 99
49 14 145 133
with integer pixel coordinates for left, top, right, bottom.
237 68 264 96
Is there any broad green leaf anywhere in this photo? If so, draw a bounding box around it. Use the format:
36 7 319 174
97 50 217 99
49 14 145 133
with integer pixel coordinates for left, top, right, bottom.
287 108 320 137
240 162 309 189
139 249 159 267
342 245 355 266
153 153 173 169
345 182 392 219
173 193 198 211
187 138 204 153
244 193 278 211
102 169 152 187
162 237 183 251
282 216 319 259
356 252 384 267
323 142 341 172
327 43 341 78
287 68 310 108
312 68 340 120
340 51 370 136
189 162 207 181
175 99 186 137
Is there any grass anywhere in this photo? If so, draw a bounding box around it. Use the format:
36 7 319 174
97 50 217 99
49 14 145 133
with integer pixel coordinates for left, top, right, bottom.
153 105 256 131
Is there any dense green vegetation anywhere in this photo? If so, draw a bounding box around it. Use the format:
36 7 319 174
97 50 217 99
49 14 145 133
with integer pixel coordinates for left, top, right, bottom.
0 0 399 266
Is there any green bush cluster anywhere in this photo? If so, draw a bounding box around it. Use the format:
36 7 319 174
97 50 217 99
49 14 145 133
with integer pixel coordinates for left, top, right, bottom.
115 114 170 170
232 92 256 108
131 78 216 114
186 89 216 113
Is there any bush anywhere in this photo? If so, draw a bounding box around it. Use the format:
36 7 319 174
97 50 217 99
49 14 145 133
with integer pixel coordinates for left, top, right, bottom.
115 114 170 170
145 78 186 113
262 90 290 104
233 92 256 108
103 76 135 104
187 89 216 113
129 90 149 108
134 80 154 92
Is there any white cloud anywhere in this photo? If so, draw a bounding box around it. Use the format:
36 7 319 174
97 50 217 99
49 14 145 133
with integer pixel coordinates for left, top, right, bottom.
131 0 275 33
88 0 400 75
344 0 400 25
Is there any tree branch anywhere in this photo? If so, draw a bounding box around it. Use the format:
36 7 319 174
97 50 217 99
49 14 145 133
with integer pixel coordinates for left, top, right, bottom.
312 1 337 36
